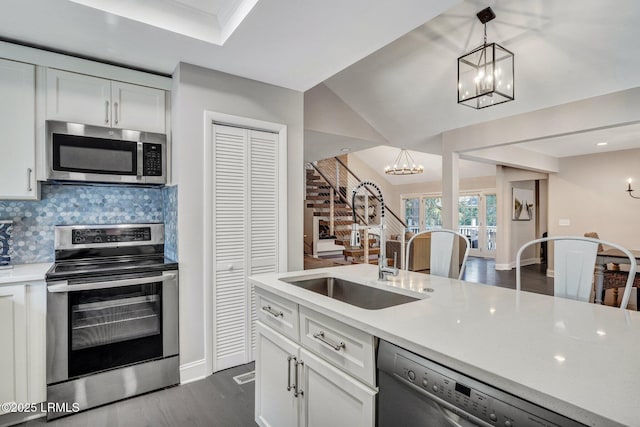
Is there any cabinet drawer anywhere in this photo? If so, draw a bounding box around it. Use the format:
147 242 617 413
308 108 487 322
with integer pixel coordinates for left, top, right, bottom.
299 306 375 387
256 290 299 342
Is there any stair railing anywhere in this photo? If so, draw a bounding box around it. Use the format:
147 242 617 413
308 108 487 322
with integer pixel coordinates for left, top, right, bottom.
309 158 409 268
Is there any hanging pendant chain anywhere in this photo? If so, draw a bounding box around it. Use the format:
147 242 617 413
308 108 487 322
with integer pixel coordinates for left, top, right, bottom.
483 23 487 46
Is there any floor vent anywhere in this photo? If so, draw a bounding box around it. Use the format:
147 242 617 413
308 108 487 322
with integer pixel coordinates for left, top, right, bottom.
233 370 255 385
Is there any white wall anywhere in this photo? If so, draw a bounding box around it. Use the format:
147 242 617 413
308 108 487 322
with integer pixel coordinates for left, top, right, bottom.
548 148 640 248
172 63 303 378
495 167 547 270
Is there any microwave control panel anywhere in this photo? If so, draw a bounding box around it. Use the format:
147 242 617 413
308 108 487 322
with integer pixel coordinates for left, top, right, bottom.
143 143 163 176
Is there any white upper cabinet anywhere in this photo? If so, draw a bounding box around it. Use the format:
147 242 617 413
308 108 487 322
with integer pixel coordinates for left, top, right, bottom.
111 81 166 133
46 68 111 127
0 59 37 200
46 68 166 133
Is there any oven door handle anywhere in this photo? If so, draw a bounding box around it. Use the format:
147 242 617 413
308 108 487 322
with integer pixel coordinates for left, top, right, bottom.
47 273 177 293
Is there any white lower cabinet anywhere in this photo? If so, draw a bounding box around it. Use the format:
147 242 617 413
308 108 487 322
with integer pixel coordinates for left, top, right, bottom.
256 322 299 427
0 285 28 414
256 316 376 427
0 282 46 420
299 348 375 427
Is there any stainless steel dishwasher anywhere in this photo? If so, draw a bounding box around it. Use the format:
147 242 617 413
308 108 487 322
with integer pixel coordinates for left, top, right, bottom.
377 340 585 427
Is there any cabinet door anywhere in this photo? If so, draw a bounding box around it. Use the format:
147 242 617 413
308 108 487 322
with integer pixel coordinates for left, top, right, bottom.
46 68 111 127
111 81 165 133
256 322 299 427
26 283 46 404
0 59 36 200
0 285 28 413
299 348 376 427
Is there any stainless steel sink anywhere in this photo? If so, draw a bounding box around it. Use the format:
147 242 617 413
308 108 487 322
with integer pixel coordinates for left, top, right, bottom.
282 276 419 309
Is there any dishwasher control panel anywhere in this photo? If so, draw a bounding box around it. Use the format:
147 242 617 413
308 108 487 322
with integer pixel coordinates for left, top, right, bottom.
378 340 585 427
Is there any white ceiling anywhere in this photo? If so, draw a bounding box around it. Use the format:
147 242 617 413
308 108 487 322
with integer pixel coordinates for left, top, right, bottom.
516 123 640 158
0 0 459 91
352 146 496 185
3 0 638 167
321 0 640 160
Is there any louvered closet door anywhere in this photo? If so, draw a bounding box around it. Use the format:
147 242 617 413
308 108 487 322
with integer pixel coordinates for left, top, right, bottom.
248 130 279 360
213 124 248 371
212 124 281 371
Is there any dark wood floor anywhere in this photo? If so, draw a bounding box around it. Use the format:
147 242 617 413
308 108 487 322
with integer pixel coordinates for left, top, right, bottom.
461 257 554 295
19 363 257 427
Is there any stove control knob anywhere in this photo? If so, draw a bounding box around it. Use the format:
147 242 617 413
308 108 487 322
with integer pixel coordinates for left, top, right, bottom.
504 421 512 427
407 370 416 381
432 385 439 393
489 413 497 422
422 379 428 388
94 236 102 243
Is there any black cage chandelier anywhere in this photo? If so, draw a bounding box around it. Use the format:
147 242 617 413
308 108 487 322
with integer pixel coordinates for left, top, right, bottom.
457 7 514 109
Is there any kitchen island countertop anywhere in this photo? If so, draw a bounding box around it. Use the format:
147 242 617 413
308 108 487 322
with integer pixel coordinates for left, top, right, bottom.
250 264 640 427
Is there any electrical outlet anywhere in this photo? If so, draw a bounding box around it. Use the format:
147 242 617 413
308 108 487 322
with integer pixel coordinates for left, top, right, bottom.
558 219 570 226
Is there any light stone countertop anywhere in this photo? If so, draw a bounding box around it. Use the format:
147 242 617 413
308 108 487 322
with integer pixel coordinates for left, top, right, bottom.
250 263 640 427
0 262 51 285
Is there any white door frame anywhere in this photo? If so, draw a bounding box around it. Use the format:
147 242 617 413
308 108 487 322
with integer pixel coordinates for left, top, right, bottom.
203 110 288 375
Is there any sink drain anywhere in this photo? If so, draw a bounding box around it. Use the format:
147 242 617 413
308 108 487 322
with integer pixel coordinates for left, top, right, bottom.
422 287 434 292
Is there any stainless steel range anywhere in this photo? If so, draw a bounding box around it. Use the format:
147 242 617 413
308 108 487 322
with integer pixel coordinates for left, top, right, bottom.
45 223 179 420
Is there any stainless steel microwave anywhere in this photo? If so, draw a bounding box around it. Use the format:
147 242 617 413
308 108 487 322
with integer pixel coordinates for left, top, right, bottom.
46 120 166 185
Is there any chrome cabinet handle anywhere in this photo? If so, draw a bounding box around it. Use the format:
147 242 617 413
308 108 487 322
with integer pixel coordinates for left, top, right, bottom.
27 168 32 191
313 331 345 351
105 100 109 124
261 305 283 318
294 359 304 398
114 101 119 125
287 356 294 392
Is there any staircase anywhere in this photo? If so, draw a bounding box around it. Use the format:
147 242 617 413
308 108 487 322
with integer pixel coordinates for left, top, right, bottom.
305 168 357 247
305 157 407 266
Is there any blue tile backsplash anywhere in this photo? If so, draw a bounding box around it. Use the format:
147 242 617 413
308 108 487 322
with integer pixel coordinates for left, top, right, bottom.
0 183 178 264
162 185 178 262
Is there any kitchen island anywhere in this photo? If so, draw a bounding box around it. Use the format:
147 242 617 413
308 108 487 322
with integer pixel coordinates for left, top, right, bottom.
250 264 640 427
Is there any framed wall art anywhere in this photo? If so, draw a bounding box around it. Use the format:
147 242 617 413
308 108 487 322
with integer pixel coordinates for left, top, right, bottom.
512 188 534 221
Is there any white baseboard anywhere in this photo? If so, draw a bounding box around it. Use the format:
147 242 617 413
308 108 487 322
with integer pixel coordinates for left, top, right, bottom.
495 258 540 271
180 358 208 385
546 269 554 278
520 257 540 267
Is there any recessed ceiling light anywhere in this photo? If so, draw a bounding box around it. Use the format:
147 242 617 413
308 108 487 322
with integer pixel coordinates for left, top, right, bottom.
340 148 350 152
596 142 608 146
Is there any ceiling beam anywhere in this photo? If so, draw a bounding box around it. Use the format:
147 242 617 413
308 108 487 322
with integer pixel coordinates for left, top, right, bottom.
443 87 640 154
461 146 559 173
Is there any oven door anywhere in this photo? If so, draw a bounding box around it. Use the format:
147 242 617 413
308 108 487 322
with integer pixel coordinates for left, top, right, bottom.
46 270 178 384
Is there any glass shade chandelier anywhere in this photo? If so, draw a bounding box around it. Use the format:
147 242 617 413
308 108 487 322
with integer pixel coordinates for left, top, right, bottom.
458 7 514 109
384 148 423 175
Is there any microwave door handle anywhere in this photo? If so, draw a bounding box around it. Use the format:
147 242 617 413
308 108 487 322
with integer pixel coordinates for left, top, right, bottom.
47 273 177 293
137 142 144 180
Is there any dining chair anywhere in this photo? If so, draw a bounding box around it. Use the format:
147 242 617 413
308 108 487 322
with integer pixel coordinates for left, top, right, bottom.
405 229 470 280
516 236 637 309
